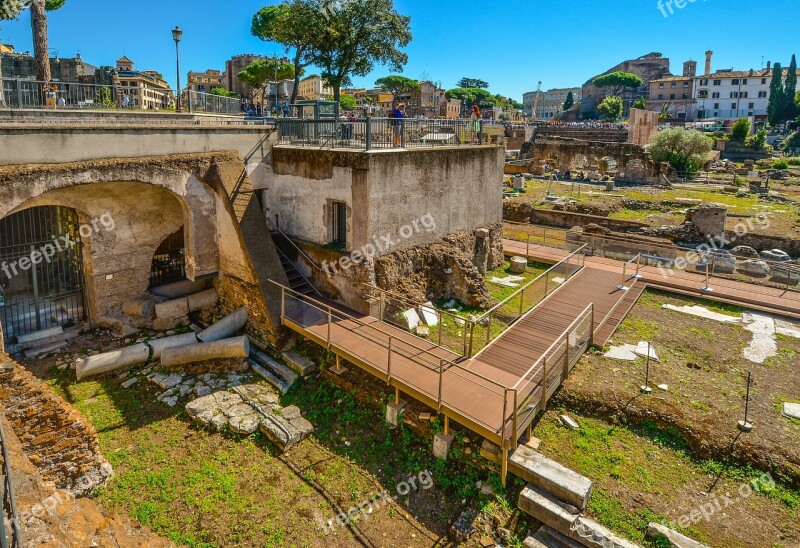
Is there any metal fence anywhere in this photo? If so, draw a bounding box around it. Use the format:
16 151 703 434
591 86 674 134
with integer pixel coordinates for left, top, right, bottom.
0 78 240 116
275 117 486 150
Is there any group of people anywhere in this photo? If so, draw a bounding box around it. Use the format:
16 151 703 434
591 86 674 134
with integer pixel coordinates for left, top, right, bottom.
241 100 295 118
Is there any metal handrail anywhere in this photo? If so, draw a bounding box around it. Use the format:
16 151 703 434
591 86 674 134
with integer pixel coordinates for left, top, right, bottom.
272 280 509 395
474 243 587 323
0 418 22 548
511 303 594 391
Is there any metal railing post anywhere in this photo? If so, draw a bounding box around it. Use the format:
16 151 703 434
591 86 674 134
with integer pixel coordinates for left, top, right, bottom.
486 315 492 346
526 233 530 259
437 359 443 408
438 312 443 347
463 322 468 356
590 304 595 345
327 307 332 346
468 321 475 357
365 118 372 150
542 356 548 411
280 286 285 323
519 286 525 316
387 336 393 383
512 389 518 447
563 333 570 379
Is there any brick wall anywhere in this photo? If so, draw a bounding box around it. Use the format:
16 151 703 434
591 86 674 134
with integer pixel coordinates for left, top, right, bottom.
0 356 111 495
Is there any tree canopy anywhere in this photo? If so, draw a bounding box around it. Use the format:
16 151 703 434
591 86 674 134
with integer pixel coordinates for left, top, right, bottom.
632 97 647 110
649 128 713 175
339 94 357 111
1 0 66 84
445 87 494 112
596 95 623 121
457 77 488 89
768 62 785 126
237 59 296 102
251 1 319 105
593 71 643 96
374 75 419 105
563 91 574 111
785 55 798 122
307 0 411 110
210 87 238 98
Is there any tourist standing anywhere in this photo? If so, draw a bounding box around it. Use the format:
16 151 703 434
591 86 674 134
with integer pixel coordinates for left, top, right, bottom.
392 103 405 147
468 105 482 144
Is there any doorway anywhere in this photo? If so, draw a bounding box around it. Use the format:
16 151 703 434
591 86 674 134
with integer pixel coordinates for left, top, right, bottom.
0 206 87 340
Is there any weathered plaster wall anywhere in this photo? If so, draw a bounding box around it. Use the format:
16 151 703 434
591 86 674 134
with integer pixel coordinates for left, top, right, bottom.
267 146 504 256
17 182 184 320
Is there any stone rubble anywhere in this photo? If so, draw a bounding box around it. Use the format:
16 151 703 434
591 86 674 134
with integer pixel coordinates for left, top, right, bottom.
185 384 314 451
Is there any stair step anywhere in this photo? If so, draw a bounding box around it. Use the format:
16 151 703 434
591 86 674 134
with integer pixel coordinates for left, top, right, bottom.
250 360 292 395
518 484 579 539
532 526 584 548
509 446 593 510
282 351 317 376
251 350 299 386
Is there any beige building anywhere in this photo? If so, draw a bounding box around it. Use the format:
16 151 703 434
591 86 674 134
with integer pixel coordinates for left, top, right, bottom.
296 75 333 100
116 56 172 110
187 69 223 94
223 53 265 98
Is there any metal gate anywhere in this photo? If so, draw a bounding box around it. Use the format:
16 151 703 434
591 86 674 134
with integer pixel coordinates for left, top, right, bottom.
149 227 186 288
0 207 87 341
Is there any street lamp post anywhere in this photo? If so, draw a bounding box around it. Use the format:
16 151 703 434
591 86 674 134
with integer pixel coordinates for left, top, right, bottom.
172 26 183 112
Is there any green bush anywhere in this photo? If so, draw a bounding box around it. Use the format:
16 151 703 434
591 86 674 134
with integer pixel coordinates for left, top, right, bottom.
781 131 800 151
772 159 789 170
730 118 751 142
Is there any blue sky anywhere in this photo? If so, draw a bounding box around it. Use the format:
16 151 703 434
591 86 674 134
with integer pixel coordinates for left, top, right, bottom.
1 0 798 99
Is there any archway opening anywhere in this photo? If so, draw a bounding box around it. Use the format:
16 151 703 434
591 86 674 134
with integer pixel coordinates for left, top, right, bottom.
149 227 186 288
0 206 87 340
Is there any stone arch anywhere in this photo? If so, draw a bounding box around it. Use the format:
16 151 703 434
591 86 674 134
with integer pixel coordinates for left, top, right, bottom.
622 159 647 181
0 164 219 282
5 182 189 322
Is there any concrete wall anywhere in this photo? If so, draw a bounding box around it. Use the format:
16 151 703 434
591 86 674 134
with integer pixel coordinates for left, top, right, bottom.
267 146 504 256
0 124 276 167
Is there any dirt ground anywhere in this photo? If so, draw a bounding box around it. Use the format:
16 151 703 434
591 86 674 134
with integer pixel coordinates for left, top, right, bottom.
16 329 534 548
562 288 800 488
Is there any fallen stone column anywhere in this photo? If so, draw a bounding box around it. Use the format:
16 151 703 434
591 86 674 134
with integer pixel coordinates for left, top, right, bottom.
147 332 200 360
161 335 249 368
198 307 248 343
150 278 212 299
76 344 150 381
187 288 218 312
122 298 155 319
154 297 189 319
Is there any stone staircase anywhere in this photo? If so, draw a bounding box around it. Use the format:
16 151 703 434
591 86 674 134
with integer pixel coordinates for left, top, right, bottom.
249 349 299 395
511 445 640 548
276 247 318 297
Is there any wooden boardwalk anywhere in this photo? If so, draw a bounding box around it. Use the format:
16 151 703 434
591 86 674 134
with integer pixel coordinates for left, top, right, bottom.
503 239 800 319
276 259 634 450
275 236 800 485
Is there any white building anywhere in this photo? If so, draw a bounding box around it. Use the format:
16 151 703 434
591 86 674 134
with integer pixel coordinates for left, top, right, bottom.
522 87 581 119
693 59 799 123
